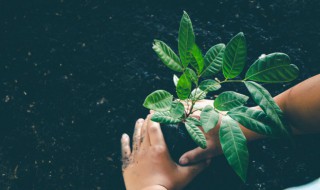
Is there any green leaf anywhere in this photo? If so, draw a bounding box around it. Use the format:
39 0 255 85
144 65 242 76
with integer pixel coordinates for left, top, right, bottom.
185 68 198 85
245 53 299 83
170 101 185 119
189 44 204 73
186 117 201 126
219 116 248 182
151 111 181 124
244 81 288 135
202 43 225 77
176 72 192 100
199 79 221 92
153 40 183 72
173 74 179 87
143 90 173 111
185 119 207 149
214 91 249 111
200 105 219 132
190 88 206 101
222 32 247 79
178 11 195 67
228 106 282 136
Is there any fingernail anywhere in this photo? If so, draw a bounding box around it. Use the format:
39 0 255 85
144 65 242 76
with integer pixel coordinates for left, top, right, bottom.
137 118 144 123
179 157 188 165
122 133 128 139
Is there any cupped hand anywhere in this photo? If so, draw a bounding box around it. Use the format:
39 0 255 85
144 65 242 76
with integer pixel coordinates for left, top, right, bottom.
121 115 210 190
179 99 223 166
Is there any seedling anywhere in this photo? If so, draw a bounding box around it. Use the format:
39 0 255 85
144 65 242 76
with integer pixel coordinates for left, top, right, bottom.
143 11 299 182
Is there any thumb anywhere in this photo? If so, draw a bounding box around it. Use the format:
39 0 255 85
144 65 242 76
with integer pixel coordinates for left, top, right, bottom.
179 147 212 165
179 159 211 182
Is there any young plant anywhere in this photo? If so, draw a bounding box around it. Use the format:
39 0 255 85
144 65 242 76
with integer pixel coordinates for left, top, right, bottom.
142 11 299 182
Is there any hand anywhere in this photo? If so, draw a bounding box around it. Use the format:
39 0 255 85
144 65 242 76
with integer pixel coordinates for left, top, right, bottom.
121 115 210 190
179 99 223 165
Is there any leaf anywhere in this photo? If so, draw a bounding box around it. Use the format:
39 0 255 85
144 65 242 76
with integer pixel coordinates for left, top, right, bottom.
222 32 247 79
201 43 225 77
228 106 282 136
170 101 185 119
151 111 181 124
143 90 173 111
199 79 221 92
189 44 204 73
190 88 206 101
185 119 207 149
219 116 248 182
173 74 179 87
185 68 198 85
176 72 192 100
153 40 183 72
186 117 201 126
245 53 299 83
214 91 249 111
200 105 219 132
178 11 195 67
244 81 288 135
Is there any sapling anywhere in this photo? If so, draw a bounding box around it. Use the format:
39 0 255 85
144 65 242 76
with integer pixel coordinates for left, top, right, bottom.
143 11 299 182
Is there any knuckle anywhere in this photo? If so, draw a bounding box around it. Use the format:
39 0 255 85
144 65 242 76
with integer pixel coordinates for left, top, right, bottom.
152 145 166 154
149 124 159 133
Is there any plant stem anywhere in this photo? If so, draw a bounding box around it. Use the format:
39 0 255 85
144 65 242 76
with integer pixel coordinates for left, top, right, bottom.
185 79 244 118
219 79 244 84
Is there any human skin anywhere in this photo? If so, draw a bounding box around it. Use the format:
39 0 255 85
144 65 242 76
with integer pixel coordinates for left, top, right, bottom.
121 115 211 190
122 74 320 189
179 74 320 165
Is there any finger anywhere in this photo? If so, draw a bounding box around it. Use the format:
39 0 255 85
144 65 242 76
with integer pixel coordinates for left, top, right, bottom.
147 119 165 146
179 147 213 165
149 110 155 114
132 118 144 152
121 133 131 170
180 159 211 182
141 114 151 147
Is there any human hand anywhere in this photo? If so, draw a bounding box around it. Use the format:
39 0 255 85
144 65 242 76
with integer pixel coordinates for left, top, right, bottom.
179 99 266 165
121 115 210 190
179 99 223 165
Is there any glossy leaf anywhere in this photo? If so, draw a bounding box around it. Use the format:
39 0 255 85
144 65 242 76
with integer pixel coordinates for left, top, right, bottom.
219 116 248 182
222 32 247 79
176 72 192 100
185 119 207 149
185 68 198 85
143 90 173 111
199 79 221 92
200 105 219 132
151 111 181 124
202 43 225 77
173 74 179 87
170 101 185 119
228 106 281 136
190 88 206 101
152 40 183 72
214 91 249 111
189 44 204 73
186 117 201 126
244 81 288 135
245 53 299 83
178 11 195 67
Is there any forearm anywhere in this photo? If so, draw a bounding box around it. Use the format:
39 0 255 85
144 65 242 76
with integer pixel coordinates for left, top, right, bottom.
239 74 320 142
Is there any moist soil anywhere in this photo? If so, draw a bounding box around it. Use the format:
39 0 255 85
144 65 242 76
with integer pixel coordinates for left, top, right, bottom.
1 0 320 189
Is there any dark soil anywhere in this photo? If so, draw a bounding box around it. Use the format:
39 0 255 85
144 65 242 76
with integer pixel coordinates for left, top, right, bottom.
1 0 320 189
